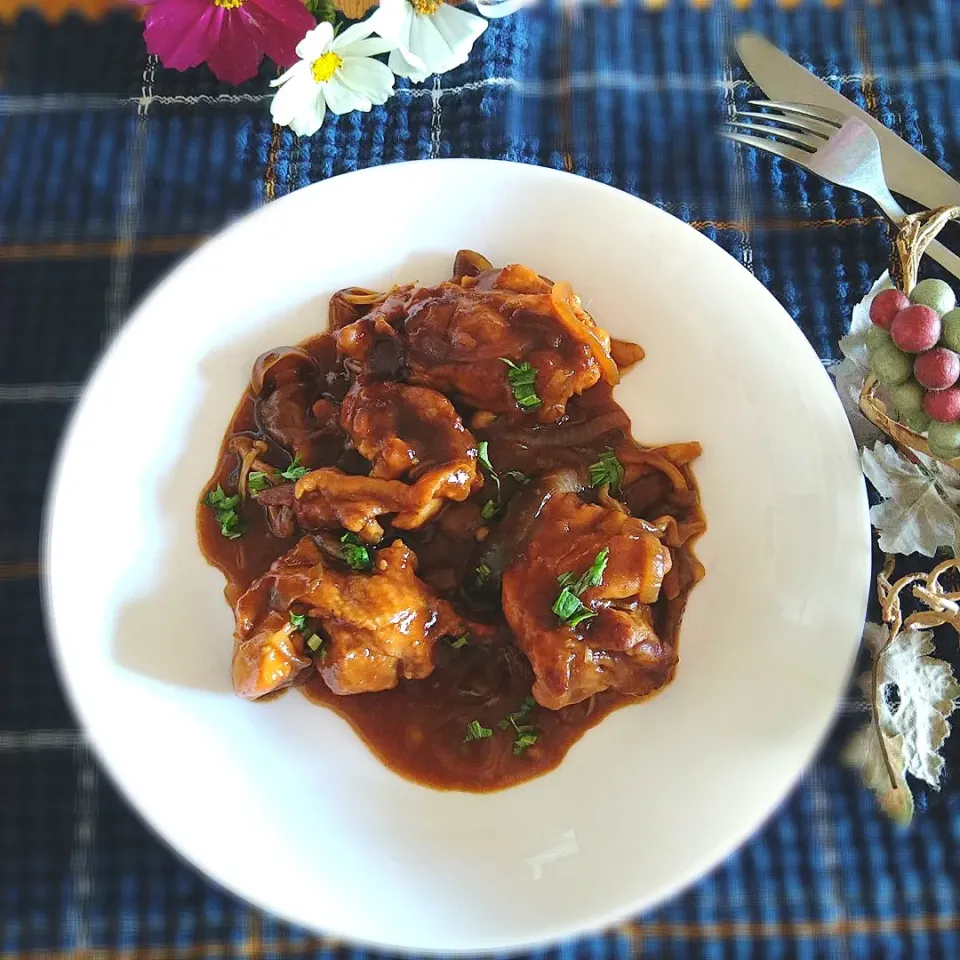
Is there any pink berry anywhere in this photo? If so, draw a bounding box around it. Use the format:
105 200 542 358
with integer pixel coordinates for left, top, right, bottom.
915 347 960 390
891 305 942 353
870 288 911 329
924 387 960 423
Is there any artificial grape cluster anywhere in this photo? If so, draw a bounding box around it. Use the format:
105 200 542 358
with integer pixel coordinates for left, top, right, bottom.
868 277 960 459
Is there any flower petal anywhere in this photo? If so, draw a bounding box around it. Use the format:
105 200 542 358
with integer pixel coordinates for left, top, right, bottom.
142 0 221 72
322 79 369 115
407 13 455 74
289 95 327 137
204 10 265 85
387 47 430 83
338 57 395 106
245 0 317 67
270 66 317 126
331 19 378 49
271 58 310 88
473 0 531 17
365 0 411 45
429 2 487 70
336 36 398 59
296 22 334 62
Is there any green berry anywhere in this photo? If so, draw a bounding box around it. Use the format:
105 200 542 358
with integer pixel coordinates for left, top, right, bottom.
941 309 960 352
892 378 925 414
910 278 956 315
902 409 932 434
927 420 960 458
866 325 892 353
871 341 913 386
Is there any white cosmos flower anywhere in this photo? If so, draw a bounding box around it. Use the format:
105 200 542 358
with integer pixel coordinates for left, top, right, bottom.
270 22 397 136
367 0 488 84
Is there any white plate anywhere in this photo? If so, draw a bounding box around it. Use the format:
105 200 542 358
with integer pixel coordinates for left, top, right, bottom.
44 159 871 955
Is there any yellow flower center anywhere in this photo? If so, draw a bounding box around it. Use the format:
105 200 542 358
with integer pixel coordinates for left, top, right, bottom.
312 52 343 83
213 0 245 8
411 0 442 13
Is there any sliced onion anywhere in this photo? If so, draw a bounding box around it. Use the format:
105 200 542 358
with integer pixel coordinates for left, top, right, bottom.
550 282 620 385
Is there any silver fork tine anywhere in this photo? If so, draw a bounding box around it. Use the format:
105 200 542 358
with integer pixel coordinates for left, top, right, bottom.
735 110 833 138
718 131 812 166
749 99 846 127
726 120 820 151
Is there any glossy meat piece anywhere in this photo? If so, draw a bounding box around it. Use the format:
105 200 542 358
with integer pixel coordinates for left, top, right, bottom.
341 381 479 483
232 537 324 699
336 265 618 422
501 492 676 710
233 536 465 697
292 462 474 542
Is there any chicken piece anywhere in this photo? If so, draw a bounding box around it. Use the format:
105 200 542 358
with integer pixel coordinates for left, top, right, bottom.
335 264 619 422
294 463 474 541
232 537 324 699
256 386 480 543
501 492 676 710
341 381 479 483
231 536 465 698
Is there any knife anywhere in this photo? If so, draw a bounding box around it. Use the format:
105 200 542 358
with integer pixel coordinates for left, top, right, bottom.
736 32 960 211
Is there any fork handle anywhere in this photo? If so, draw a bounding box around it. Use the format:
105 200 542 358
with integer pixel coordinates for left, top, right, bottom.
871 186 960 284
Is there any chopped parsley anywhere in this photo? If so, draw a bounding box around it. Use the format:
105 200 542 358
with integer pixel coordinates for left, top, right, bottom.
445 634 469 649
464 720 493 742
204 485 246 540
477 441 500 497
247 471 272 494
551 548 610 628
588 449 624 492
499 697 539 755
474 563 492 590
336 532 373 572
512 731 538 755
480 499 502 522
476 442 525 522
289 611 324 656
500 358 542 410
279 454 309 482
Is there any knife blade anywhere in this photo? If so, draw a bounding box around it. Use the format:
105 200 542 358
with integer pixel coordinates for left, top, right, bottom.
736 32 960 211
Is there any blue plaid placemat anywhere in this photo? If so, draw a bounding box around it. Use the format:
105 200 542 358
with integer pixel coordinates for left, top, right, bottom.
2 1 960 957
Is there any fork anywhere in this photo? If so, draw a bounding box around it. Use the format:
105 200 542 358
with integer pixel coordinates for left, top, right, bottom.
721 99 960 282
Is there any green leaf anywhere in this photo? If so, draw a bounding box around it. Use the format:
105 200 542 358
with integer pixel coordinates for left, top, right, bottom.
337 531 373 572
280 455 309 482
247 471 271 494
513 732 538 755
481 499 502 522
302 0 337 23
501 358 542 410
579 547 609 591
552 549 609 627
474 563 492 590
464 720 493 742
504 470 529 484
206 485 246 540
588 449 624 492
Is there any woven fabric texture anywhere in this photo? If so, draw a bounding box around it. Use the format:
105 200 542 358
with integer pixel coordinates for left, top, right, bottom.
1 1 959 957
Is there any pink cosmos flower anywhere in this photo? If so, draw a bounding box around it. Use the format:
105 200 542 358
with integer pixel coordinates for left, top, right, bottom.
140 0 318 85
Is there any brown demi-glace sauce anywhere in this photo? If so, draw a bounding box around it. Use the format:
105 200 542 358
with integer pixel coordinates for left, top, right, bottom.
198 255 705 792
